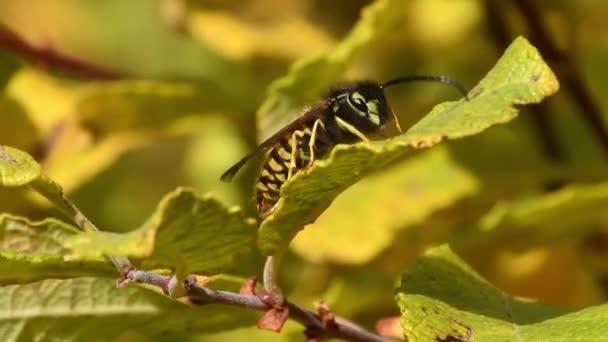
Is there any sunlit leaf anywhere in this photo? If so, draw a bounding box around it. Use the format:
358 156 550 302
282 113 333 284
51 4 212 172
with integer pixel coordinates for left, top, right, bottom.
75 81 238 135
407 0 482 49
291 147 479 264
43 131 151 193
6 68 77 134
0 145 40 187
65 188 258 277
396 245 608 341
258 37 559 256
0 277 257 340
188 11 335 60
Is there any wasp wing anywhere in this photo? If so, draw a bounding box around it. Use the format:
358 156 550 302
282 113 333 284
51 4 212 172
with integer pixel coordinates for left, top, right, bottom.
220 103 329 182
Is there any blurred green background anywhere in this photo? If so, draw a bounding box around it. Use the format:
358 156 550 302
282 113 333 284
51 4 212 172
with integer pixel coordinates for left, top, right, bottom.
1 0 608 340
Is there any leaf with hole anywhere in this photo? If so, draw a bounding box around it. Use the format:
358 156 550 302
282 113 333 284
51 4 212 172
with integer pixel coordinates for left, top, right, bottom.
396 245 608 341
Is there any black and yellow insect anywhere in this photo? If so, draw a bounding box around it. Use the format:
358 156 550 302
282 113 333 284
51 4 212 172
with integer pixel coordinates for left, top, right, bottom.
221 75 468 217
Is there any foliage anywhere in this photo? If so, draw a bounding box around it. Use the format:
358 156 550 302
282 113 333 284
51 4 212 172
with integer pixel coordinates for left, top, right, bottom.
0 277 257 340
1 1 608 341
257 36 558 256
397 245 608 341
66 187 258 279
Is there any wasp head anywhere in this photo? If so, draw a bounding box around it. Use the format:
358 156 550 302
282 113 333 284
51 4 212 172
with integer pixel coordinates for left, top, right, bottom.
329 81 393 137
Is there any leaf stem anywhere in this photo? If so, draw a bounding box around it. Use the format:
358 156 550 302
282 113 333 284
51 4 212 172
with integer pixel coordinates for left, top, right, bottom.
29 175 132 274
263 255 284 305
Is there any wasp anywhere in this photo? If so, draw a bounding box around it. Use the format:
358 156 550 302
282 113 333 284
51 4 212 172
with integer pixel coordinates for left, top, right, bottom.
221 75 468 217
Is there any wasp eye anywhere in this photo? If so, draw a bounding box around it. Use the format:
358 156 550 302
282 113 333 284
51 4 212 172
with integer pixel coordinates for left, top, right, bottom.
351 96 368 112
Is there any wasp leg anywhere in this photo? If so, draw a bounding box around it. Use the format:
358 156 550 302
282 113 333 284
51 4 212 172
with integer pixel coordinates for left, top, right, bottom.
306 119 324 168
334 116 370 141
288 132 299 179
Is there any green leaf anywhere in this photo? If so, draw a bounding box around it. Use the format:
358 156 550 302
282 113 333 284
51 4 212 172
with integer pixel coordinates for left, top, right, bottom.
396 245 608 341
290 147 479 264
257 0 407 138
452 182 608 252
28 174 100 233
0 145 40 187
0 251 114 286
65 188 258 277
258 36 560 256
0 277 257 341
76 81 239 136
0 146 92 231
0 214 114 284
0 214 80 253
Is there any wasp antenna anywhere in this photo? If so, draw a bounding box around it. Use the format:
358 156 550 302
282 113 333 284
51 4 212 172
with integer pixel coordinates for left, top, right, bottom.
381 75 469 101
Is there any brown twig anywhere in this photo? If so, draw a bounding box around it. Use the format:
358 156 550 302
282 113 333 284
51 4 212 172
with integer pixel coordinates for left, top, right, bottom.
511 0 608 157
0 24 121 80
28 169 391 340
126 270 395 342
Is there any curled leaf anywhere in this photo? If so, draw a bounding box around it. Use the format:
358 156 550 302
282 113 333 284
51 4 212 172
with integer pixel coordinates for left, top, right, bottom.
65 187 258 277
258 37 560 256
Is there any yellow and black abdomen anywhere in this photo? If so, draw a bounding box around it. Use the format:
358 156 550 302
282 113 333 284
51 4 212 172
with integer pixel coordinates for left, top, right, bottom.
255 121 333 216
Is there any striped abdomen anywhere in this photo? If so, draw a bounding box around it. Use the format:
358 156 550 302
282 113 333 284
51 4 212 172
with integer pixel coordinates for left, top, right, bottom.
256 120 333 216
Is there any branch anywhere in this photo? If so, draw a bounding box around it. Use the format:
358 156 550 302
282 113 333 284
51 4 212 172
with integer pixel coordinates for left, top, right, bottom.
126 270 396 342
28 175 394 341
0 24 122 80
